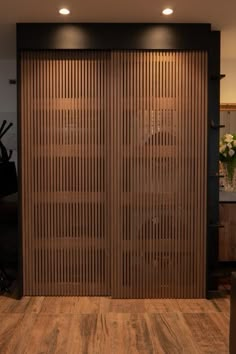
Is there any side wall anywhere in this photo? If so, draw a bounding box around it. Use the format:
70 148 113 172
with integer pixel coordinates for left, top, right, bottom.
221 58 236 103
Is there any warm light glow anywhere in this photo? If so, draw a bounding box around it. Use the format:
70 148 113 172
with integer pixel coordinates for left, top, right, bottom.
162 8 173 15
59 8 70 15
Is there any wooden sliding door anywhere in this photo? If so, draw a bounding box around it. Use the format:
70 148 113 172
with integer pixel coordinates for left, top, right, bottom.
20 50 207 297
110 51 207 298
21 51 111 295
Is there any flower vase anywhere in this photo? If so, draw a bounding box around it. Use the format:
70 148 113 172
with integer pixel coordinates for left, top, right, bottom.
222 161 236 192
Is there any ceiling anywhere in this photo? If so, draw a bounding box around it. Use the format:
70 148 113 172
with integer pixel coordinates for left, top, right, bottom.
0 0 235 60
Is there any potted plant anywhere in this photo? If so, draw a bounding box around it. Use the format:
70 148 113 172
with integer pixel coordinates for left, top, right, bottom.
219 133 236 191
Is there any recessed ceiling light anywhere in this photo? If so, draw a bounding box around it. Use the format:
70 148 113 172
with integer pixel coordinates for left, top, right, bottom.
59 8 70 15
162 8 173 15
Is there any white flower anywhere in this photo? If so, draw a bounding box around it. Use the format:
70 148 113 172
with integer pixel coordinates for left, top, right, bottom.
229 149 235 157
220 140 223 146
223 153 227 157
227 143 233 149
224 134 234 143
220 144 226 153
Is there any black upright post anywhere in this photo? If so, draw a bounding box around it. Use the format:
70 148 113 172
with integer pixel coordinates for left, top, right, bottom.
207 31 221 296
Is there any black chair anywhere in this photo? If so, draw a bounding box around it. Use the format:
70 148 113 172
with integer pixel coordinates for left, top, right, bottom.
0 193 18 293
0 120 17 293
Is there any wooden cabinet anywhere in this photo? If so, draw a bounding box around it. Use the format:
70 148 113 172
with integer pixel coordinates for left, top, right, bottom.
219 203 236 261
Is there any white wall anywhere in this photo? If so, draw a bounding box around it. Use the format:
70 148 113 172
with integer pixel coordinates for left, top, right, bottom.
221 58 236 103
0 60 17 169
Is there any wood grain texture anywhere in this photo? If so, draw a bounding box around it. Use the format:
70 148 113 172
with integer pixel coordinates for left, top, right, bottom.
0 296 229 354
20 50 207 298
219 203 236 261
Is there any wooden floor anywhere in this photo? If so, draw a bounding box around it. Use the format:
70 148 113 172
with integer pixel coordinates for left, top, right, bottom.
0 295 230 354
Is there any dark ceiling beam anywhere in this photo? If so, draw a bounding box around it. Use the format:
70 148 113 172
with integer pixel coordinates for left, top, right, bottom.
17 23 214 51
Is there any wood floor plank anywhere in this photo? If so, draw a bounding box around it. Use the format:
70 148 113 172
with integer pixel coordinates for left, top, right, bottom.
176 299 220 313
92 314 111 354
147 313 199 354
0 295 230 354
99 297 111 313
183 313 229 353
211 297 230 313
108 313 154 354
145 299 180 313
67 314 111 354
210 311 230 340
75 297 101 313
30 315 74 354
23 296 45 313
38 297 65 313
0 314 24 354
110 299 146 313
0 314 37 354
68 314 98 354
40 296 77 314
0 296 32 313
0 295 44 314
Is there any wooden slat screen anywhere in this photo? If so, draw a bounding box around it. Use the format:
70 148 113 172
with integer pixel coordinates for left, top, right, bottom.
110 51 207 298
20 50 207 297
21 51 110 295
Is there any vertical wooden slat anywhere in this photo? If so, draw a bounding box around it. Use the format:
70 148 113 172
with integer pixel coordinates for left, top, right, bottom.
183 51 187 297
105 51 110 296
81 54 85 295
172 51 176 298
77 55 81 295
25 51 32 294
192 52 196 297
23 52 28 294
74 54 78 294
65 56 68 295
45 54 49 295
166 51 171 298
91 52 94 294
160 51 164 299
67 55 71 295
37 54 41 295
110 52 114 296
149 51 152 299
182 51 186 297
84 51 88 295
132 51 136 298
32 53 36 295
138 50 142 299
58 57 62 295
177 52 182 298
55 54 59 295
72 54 75 293
117 51 120 299
152 51 156 298
85 52 88 294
